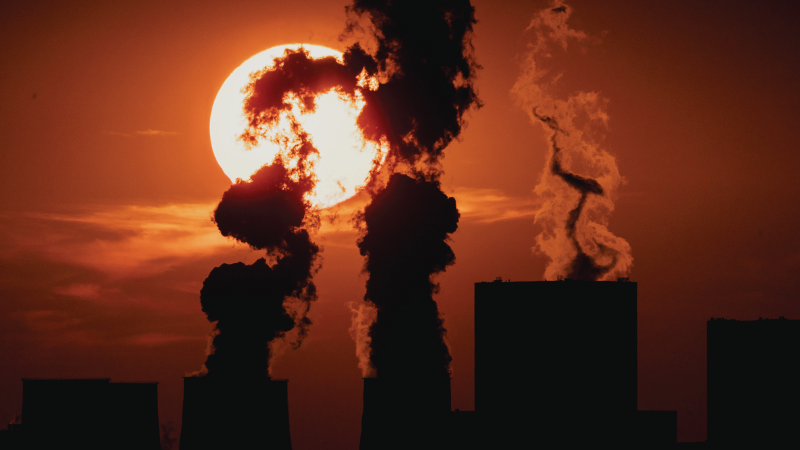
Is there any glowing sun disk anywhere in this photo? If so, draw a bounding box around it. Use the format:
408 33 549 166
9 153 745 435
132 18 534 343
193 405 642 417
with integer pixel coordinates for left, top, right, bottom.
209 44 384 209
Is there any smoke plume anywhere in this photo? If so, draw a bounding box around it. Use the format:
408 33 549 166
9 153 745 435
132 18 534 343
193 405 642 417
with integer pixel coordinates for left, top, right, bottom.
199 161 319 377
342 0 480 377
513 1 632 281
357 173 459 378
230 0 480 378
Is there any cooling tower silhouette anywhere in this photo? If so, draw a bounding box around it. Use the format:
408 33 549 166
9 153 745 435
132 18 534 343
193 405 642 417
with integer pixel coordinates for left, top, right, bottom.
359 377 451 450
179 377 291 450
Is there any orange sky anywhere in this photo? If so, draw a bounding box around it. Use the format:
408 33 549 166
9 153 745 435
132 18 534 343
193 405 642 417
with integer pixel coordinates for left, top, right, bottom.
2 0 799 446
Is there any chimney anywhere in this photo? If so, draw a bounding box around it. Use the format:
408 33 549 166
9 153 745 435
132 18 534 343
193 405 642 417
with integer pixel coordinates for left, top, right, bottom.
179 377 291 450
359 377 451 450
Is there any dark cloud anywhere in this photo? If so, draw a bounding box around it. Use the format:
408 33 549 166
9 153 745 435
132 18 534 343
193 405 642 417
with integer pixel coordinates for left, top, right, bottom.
200 256 315 378
240 49 361 148
343 0 481 167
214 162 313 252
343 0 480 378
357 173 459 378
237 0 481 380
199 162 319 377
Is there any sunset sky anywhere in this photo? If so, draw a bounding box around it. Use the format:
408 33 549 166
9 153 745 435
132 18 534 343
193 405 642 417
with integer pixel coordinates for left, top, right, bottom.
2 0 799 446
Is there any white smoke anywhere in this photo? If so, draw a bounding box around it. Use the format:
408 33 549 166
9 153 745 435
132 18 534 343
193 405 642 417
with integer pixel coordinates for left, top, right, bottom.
513 0 633 281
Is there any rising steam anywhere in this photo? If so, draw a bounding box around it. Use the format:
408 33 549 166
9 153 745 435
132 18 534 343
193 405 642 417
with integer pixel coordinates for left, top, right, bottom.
513 1 632 281
198 159 319 377
199 0 480 378
342 0 480 378
357 173 459 379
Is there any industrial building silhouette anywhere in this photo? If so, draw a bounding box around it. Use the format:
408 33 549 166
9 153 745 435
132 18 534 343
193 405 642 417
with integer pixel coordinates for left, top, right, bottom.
8 378 160 450
707 316 800 448
472 279 676 448
5 282 800 449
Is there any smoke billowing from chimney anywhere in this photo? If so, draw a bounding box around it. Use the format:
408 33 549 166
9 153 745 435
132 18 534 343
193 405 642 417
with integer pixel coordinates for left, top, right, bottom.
199 161 320 377
341 0 480 377
513 0 633 281
205 0 480 378
357 173 459 378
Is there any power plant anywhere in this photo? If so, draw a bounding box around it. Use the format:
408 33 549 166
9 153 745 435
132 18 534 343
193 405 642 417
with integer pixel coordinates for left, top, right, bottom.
179 376 292 450
475 278 637 444
474 278 674 447
6 281 800 448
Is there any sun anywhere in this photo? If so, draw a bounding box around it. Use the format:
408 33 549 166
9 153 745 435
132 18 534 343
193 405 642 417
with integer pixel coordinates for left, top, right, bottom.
209 44 384 209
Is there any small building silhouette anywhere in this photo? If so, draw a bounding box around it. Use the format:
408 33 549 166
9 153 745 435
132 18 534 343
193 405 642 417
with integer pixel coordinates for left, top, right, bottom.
707 316 800 447
21 378 159 450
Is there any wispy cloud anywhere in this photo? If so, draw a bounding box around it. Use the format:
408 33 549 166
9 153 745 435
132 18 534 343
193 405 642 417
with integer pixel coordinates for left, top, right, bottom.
1 202 254 279
104 129 179 137
451 187 537 224
104 130 132 137
136 129 179 136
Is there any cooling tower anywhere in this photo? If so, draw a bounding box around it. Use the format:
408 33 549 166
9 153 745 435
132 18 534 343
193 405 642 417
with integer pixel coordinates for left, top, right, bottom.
474 279 637 446
179 376 291 450
359 377 451 450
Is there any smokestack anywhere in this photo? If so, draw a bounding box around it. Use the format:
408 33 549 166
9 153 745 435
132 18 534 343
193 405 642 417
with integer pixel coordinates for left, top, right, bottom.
359 377 451 450
179 377 291 450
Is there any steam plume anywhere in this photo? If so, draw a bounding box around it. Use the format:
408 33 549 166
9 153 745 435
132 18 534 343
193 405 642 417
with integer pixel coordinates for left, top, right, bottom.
513 1 632 281
199 161 319 377
234 0 481 378
357 173 459 378
342 0 480 377
342 0 481 169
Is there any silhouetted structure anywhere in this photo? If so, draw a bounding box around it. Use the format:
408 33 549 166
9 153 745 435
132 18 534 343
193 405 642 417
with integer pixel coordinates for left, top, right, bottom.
473 279 678 447
475 279 637 446
445 410 479 450
21 378 159 450
359 377 451 450
636 410 678 447
0 419 24 450
179 376 291 450
707 317 800 448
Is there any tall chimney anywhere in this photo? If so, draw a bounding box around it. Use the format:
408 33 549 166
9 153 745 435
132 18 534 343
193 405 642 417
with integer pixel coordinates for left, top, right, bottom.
179 377 291 450
359 377 451 450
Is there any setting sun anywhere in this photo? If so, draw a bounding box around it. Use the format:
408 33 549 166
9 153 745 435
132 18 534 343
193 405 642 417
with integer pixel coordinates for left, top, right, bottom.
209 44 384 209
